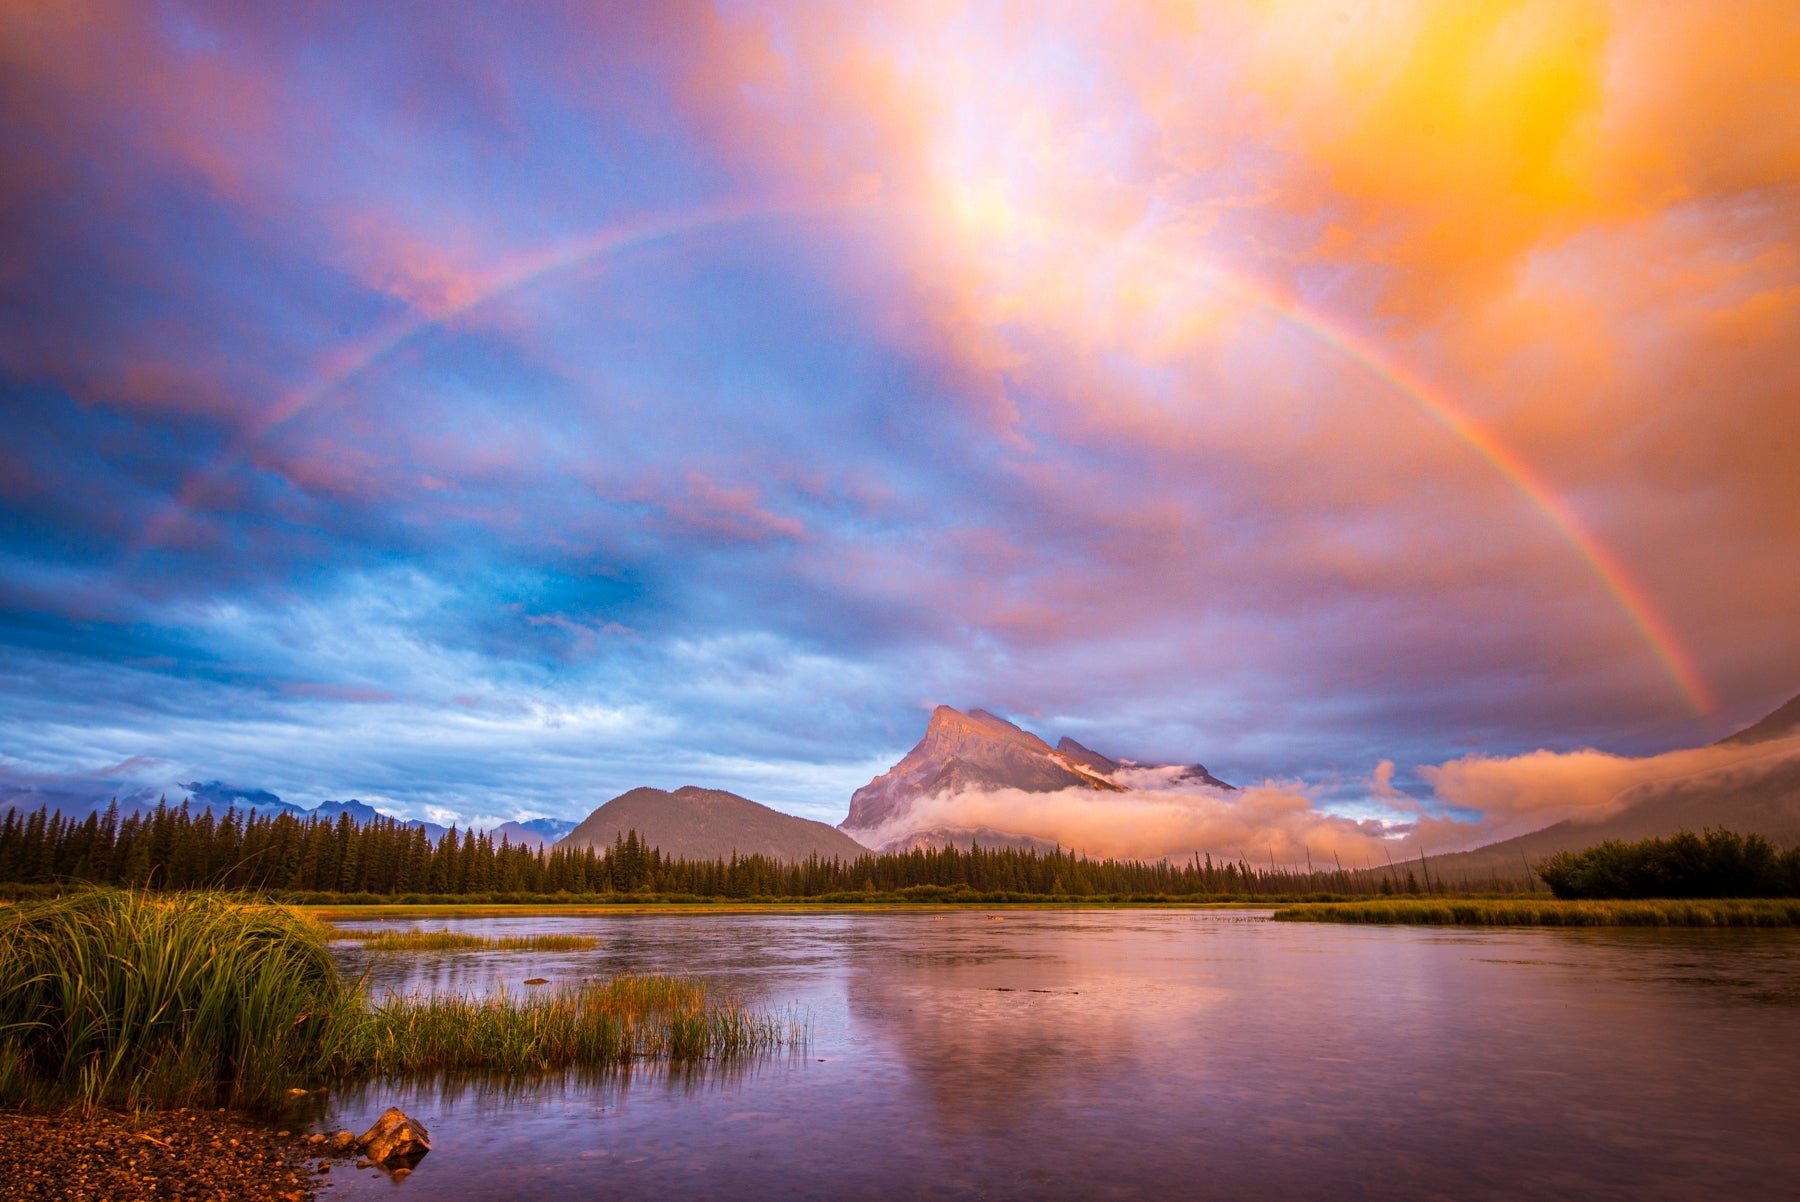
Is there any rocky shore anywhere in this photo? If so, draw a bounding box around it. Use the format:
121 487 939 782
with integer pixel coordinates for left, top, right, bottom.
0 1106 350 1202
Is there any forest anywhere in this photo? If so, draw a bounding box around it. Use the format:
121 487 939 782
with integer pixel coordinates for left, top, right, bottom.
0 799 1506 900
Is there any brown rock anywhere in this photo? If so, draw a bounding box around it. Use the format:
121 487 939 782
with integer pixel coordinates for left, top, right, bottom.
357 1107 431 1168
329 1130 357 1153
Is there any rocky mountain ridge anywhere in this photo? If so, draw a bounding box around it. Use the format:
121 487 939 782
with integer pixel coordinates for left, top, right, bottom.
841 705 1233 850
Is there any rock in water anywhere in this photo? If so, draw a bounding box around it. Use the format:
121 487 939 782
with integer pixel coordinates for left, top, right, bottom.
358 1108 430 1168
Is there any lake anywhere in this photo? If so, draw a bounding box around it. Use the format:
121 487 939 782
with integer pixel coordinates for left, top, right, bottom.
313 909 1800 1200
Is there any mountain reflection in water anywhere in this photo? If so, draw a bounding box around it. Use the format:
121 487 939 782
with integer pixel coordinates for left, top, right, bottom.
318 910 1800 1200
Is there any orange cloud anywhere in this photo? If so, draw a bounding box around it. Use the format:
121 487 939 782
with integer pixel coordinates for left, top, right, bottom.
1420 736 1800 841
853 780 1406 866
667 0 1797 712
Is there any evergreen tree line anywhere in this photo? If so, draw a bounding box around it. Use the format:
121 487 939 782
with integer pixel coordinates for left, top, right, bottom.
0 800 1532 900
1537 829 1800 899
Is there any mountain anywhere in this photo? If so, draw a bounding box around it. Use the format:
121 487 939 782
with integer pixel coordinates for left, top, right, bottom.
311 799 384 823
1422 695 1800 884
487 818 578 850
1168 762 1235 789
877 825 1063 854
519 817 577 842
841 706 1232 850
0 783 164 822
182 781 299 816
560 786 869 862
843 708 1126 837
1717 692 1800 747
1056 737 1119 775
302 799 448 841
1418 750 1800 886
0 779 453 842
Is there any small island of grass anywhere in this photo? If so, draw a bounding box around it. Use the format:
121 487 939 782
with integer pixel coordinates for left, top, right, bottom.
325 926 601 952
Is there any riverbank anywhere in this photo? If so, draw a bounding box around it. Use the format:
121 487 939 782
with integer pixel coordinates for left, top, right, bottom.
302 898 1292 921
0 1105 330 1202
1271 897 1800 926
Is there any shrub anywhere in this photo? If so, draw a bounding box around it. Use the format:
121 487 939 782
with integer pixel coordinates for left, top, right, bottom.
1535 829 1800 900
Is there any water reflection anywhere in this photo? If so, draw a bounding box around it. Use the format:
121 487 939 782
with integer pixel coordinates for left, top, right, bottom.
315 911 1800 1201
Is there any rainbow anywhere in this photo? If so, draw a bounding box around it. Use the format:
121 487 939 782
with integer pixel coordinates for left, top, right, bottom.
127 196 1714 714
256 195 810 435
1188 261 1715 716
126 194 842 565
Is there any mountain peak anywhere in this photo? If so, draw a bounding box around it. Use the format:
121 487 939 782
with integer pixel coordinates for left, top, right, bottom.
1056 736 1119 775
923 706 1054 754
842 706 1123 835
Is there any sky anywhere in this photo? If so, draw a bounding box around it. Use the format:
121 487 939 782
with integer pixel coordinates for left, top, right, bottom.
2 1 1797 840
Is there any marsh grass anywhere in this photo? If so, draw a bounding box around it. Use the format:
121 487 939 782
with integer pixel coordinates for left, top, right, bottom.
332 976 797 1076
0 890 345 1110
0 890 797 1112
328 928 600 952
1271 897 1800 926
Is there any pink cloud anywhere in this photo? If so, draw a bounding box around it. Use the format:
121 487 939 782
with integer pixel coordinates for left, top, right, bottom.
662 470 808 544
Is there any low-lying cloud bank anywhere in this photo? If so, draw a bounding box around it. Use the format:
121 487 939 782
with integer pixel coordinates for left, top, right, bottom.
853 780 1420 868
1419 736 1800 842
854 733 1800 864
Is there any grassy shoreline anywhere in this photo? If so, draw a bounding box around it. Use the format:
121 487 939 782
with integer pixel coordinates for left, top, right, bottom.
1272 897 1800 926
300 898 1294 920
0 890 800 1113
326 927 601 951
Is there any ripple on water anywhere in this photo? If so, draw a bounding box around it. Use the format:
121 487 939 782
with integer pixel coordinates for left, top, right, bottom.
315 911 1800 1201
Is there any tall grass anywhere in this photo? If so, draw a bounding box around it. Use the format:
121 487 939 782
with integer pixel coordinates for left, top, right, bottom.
1272 897 1800 926
331 976 795 1076
0 890 345 1109
328 928 600 952
0 890 797 1112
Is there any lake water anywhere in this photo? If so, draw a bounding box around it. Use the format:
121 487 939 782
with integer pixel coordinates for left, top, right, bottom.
312 909 1800 1200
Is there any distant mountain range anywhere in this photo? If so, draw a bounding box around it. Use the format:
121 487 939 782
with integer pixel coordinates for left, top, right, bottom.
489 818 579 850
9 693 1795 872
176 787 459 841
0 780 540 845
840 705 1232 851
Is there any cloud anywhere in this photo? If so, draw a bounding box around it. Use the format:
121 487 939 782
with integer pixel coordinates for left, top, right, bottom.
1419 735 1800 841
0 1 1795 831
855 778 1409 867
